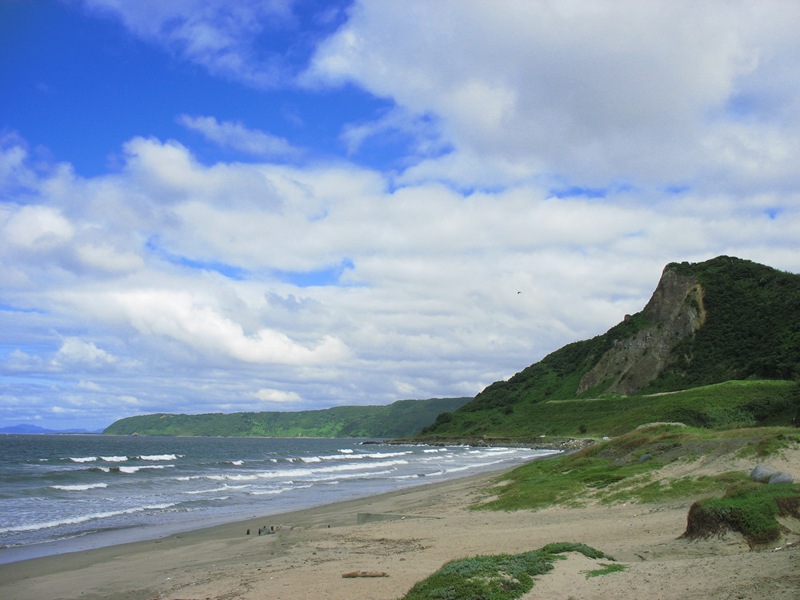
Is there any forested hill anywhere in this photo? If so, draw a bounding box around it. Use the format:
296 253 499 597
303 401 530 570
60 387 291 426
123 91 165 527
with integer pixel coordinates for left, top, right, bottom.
420 256 800 439
103 397 472 438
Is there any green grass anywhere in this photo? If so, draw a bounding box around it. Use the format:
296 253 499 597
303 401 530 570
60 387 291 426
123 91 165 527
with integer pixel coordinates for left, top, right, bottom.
400 543 615 600
601 471 749 505
584 563 628 578
736 431 800 458
474 426 799 512
423 380 799 439
683 482 800 547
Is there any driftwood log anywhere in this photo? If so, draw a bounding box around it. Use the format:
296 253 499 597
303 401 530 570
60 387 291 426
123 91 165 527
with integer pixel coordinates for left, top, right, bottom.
341 571 388 578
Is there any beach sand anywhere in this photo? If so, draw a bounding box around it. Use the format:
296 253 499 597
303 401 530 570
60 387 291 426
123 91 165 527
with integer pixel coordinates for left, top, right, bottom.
2 452 798 599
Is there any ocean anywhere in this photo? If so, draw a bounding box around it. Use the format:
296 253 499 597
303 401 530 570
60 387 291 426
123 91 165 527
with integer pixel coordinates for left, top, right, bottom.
0 434 558 564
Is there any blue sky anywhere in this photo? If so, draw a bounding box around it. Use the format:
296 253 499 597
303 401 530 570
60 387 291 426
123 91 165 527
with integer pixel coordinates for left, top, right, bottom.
2 0 799 430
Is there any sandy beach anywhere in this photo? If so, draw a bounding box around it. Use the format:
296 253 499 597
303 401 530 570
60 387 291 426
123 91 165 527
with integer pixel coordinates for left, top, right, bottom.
2 451 798 600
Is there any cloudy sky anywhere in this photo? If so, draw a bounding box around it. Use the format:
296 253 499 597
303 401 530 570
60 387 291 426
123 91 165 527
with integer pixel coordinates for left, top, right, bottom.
2 0 799 431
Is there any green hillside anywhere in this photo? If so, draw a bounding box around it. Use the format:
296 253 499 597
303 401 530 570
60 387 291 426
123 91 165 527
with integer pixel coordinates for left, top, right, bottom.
420 257 800 439
648 257 800 386
103 397 472 437
420 380 799 439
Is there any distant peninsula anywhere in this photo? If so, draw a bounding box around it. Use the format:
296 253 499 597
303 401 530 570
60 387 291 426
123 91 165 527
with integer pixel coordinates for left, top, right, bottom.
103 397 472 438
0 424 102 435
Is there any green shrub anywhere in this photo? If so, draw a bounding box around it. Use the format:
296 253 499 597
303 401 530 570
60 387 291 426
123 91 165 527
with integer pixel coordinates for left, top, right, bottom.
401 543 613 600
539 542 611 560
683 482 800 547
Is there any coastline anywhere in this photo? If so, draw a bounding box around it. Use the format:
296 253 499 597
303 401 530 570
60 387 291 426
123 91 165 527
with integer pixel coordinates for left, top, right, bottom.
0 436 558 565
2 460 797 599
0 468 507 599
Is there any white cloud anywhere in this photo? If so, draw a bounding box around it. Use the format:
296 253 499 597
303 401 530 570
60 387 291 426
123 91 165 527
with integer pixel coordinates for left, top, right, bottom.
0 132 37 193
2 131 798 425
4 205 74 251
5 349 44 372
119 137 285 210
75 243 145 273
77 0 296 87
76 380 104 392
2 1 800 428
106 288 350 366
254 388 301 403
306 0 800 190
178 114 302 158
53 338 118 371
339 107 447 158
1 200 144 281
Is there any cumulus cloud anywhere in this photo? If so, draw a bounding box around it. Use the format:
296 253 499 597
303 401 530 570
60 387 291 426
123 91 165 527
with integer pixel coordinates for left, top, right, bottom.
118 136 285 210
339 107 447 158
2 1 800 429
74 243 145 274
254 388 301 403
53 338 118 371
178 114 302 158
4 205 74 251
1 200 144 281
306 0 800 190
107 289 350 366
77 0 297 87
2 126 798 428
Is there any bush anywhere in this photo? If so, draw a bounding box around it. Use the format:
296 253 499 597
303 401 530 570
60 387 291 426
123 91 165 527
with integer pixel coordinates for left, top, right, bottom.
683 482 800 547
401 543 613 600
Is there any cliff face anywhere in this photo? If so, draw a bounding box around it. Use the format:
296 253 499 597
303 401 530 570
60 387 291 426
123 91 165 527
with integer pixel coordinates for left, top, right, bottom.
577 267 707 395
417 256 800 439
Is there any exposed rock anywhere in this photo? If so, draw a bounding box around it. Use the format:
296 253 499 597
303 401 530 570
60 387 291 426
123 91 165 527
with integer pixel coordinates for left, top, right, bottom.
577 267 707 396
768 471 795 485
751 464 776 483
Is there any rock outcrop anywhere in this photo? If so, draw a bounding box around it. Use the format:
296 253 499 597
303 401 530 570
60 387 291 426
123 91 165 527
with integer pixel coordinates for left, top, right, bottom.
768 471 795 485
751 464 776 483
577 266 707 396
750 464 795 485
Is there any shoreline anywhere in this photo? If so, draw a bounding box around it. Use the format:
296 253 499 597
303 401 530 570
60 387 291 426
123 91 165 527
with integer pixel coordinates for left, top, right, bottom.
0 467 511 599
0 438 560 566
2 459 797 599
0 465 509 565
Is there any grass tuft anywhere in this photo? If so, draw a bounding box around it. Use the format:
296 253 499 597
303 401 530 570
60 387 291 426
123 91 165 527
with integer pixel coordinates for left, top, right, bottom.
736 431 800 459
583 563 628 578
682 482 800 547
401 543 614 600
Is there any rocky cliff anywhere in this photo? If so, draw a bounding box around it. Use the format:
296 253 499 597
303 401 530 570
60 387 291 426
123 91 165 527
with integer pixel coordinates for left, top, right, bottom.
418 256 800 440
577 266 707 395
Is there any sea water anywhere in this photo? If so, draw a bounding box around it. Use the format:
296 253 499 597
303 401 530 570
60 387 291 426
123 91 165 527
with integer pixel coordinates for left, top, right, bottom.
0 434 558 564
